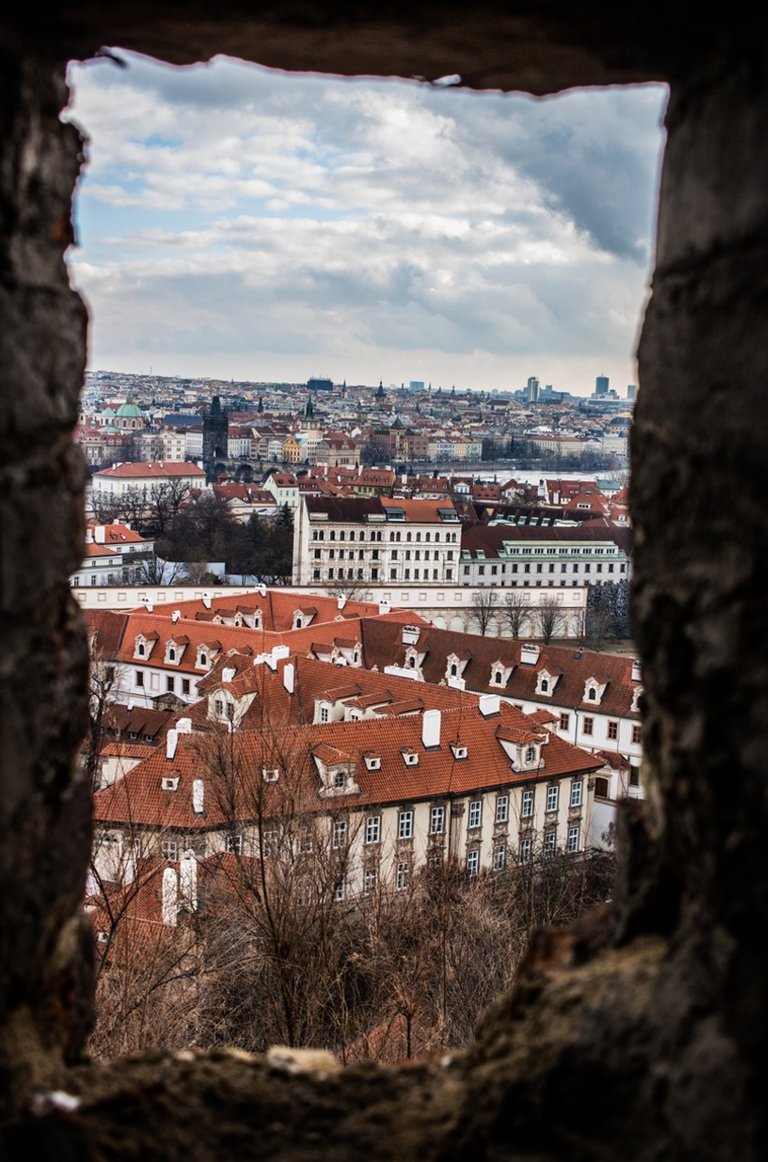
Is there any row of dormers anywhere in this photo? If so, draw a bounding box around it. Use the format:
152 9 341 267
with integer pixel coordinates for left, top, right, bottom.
134 633 220 670
405 646 641 709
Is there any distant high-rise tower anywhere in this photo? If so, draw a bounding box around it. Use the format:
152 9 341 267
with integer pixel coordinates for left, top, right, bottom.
526 376 540 403
627 384 637 401
595 374 610 397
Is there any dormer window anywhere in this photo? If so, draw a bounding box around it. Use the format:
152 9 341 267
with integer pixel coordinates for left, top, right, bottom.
493 669 503 685
364 755 381 771
133 633 154 659
631 685 643 713
198 650 208 668
536 669 558 697
445 653 467 682
525 745 536 763
583 677 608 705
450 743 468 760
333 770 347 789
210 693 235 724
262 768 279 782
168 646 176 662
161 776 179 792
403 751 419 766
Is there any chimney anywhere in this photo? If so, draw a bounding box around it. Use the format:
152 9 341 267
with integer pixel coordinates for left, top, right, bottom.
202 592 211 609
631 658 642 683
337 595 347 611
161 867 178 926
171 610 180 623
283 662 295 694
402 624 420 646
176 717 192 734
378 600 391 616
180 851 198 911
272 645 290 662
94 525 106 543
192 779 204 814
166 729 178 760
479 693 501 717
422 708 441 748
520 642 540 665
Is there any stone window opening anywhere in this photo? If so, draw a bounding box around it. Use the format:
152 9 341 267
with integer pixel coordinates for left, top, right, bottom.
3 12 761 1162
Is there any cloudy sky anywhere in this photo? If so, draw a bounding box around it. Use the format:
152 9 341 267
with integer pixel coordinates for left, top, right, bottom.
63 51 668 396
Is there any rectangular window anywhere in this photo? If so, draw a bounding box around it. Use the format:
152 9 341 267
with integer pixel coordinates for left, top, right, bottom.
607 720 619 740
334 875 346 902
181 678 190 695
466 849 480 876
160 839 177 860
567 825 580 853
332 819 348 849
262 831 278 858
226 834 243 855
396 860 410 891
398 810 414 840
546 785 559 812
544 830 557 857
583 716 594 736
521 788 534 818
429 805 445 835
365 815 381 845
570 780 583 808
629 766 641 787
468 799 482 829
135 670 144 687
493 841 506 871
495 794 509 824
364 866 378 896
519 836 532 863
559 712 570 730
297 826 313 854
632 724 642 744
166 676 174 693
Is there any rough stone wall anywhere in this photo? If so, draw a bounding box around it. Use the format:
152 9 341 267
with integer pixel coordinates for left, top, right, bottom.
0 6 766 1160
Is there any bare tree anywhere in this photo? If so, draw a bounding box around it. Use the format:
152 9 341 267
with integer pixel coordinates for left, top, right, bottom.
133 549 182 585
325 580 373 602
192 723 363 1053
535 599 566 644
86 814 205 1060
469 590 499 636
501 590 530 640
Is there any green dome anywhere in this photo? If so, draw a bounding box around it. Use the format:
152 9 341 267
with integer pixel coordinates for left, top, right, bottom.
116 401 142 418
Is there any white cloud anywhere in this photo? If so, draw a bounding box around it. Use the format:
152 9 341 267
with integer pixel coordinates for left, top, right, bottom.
64 51 667 393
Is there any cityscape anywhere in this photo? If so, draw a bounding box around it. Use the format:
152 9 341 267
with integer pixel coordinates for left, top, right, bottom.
78 365 636 1062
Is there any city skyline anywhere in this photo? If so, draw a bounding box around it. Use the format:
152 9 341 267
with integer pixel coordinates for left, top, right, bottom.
64 51 668 396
